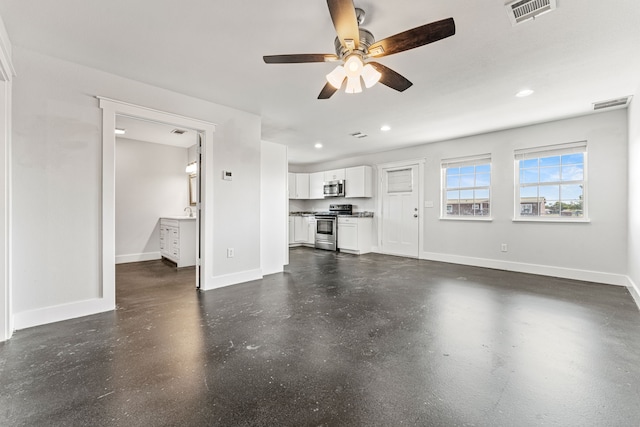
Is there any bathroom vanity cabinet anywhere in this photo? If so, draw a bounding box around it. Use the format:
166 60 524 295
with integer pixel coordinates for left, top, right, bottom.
159 217 196 267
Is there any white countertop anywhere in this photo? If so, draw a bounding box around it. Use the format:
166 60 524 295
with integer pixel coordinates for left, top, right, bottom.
161 216 196 220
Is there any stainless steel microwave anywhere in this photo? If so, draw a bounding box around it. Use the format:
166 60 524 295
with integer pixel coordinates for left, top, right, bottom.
323 180 345 197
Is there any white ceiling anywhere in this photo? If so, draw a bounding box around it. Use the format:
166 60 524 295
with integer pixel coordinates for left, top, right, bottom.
1 0 639 165
116 116 198 148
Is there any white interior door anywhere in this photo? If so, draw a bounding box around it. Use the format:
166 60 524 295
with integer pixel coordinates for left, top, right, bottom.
381 165 420 258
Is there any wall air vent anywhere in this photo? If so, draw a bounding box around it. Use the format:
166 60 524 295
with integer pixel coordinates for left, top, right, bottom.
505 0 556 25
171 128 188 135
593 96 632 111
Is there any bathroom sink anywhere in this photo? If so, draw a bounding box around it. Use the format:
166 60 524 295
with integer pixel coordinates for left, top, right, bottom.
162 215 196 220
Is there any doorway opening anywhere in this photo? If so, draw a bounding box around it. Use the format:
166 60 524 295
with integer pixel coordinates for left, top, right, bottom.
100 97 215 313
114 115 201 301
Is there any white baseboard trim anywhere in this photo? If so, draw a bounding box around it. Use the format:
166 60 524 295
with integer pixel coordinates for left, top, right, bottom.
202 268 263 291
115 252 161 264
628 276 640 310
419 251 629 287
14 297 115 331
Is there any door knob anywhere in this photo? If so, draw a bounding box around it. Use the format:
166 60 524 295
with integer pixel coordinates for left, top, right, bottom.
413 214 418 218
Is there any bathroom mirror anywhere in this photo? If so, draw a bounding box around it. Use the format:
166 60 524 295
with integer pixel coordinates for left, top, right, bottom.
189 174 197 206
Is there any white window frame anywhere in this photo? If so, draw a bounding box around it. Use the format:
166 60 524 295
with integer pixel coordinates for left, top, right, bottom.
441 154 492 221
514 141 589 222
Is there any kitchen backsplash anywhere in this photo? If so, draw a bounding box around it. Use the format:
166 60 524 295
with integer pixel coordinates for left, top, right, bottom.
290 197 376 213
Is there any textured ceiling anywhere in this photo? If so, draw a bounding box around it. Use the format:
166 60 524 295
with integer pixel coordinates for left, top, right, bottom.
1 0 639 164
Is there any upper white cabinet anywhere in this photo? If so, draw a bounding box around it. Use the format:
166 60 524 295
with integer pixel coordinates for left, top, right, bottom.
289 166 371 199
324 168 345 182
309 172 325 199
345 166 373 198
288 172 309 199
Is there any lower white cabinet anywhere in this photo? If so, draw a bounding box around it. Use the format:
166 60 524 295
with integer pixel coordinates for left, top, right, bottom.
338 217 372 254
293 216 308 243
160 218 196 267
306 217 316 245
289 216 316 247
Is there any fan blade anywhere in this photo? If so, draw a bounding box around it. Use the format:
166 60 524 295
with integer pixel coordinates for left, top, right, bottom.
369 62 413 92
368 17 455 58
327 0 360 51
318 82 340 99
264 54 339 64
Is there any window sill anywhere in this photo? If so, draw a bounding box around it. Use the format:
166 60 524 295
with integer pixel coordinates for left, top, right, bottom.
440 216 493 222
512 217 591 223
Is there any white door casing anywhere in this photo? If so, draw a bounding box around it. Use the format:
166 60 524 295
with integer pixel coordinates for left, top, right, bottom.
378 160 424 258
0 22 14 341
100 97 216 309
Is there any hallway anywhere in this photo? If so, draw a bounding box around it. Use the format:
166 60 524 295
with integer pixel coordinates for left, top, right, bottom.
1 248 639 426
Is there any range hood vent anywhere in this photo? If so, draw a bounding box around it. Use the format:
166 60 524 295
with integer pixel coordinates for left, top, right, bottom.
505 0 556 25
593 96 632 111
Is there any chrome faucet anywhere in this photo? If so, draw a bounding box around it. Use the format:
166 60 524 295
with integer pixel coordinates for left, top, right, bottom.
184 206 193 217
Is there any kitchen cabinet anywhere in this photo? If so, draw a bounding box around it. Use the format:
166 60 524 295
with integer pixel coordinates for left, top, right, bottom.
288 217 295 245
337 217 372 255
309 172 325 199
345 166 373 198
288 173 309 199
306 216 316 245
289 215 316 246
324 168 345 182
160 217 196 267
293 216 308 243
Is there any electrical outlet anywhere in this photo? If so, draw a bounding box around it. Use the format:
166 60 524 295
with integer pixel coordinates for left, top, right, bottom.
501 243 508 252
227 248 234 258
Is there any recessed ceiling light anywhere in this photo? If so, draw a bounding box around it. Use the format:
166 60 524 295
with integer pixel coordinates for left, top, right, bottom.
380 125 391 132
314 143 323 149
115 128 126 135
516 89 534 98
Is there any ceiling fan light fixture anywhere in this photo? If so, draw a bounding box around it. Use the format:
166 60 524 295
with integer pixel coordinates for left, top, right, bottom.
361 64 381 88
345 76 363 94
344 55 363 78
326 65 347 89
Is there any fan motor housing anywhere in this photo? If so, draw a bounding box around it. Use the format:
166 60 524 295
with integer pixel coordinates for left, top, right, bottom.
334 28 375 59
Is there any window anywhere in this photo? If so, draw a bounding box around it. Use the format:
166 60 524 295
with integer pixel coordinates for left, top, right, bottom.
387 168 413 193
514 141 587 220
441 154 491 219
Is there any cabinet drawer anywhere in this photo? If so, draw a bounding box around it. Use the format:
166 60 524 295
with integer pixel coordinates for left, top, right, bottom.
338 217 357 224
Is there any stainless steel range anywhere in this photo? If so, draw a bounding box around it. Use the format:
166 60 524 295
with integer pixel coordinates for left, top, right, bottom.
314 204 352 251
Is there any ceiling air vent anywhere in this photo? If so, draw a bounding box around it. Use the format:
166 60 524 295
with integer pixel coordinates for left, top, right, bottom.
350 132 368 139
171 128 187 135
505 0 556 25
593 96 632 111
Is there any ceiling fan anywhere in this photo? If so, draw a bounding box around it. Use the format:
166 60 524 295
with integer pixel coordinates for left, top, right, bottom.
263 0 456 99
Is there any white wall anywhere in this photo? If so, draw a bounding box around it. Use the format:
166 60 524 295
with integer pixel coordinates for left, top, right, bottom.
11 46 263 329
260 141 288 275
294 110 629 285
115 137 189 264
628 91 640 304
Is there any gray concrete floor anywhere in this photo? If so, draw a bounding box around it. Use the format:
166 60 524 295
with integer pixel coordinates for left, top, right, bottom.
1 247 639 426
